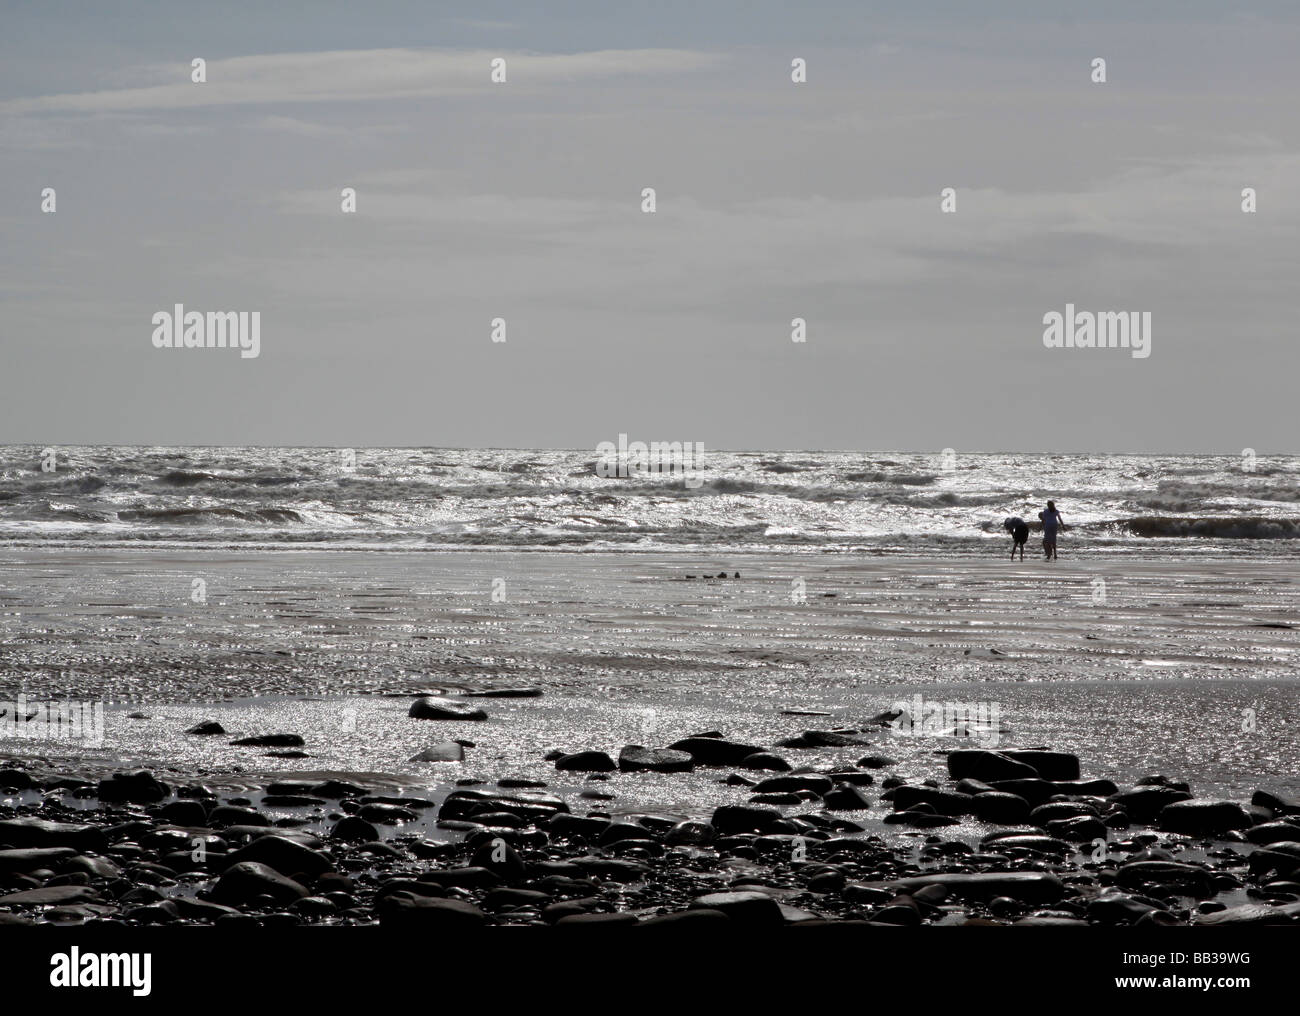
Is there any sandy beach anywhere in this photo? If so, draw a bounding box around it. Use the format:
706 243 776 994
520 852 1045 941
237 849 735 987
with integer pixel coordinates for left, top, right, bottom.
3 548 1296 811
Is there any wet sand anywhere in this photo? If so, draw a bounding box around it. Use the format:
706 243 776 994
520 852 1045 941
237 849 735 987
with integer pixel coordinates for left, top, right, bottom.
1 548 1296 817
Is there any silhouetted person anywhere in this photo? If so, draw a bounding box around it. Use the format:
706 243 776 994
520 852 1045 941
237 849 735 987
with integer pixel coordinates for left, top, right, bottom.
1003 516 1029 560
1039 500 1063 559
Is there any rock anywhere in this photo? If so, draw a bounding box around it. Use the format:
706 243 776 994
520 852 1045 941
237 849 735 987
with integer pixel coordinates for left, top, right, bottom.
359 804 418 824
555 751 617 772
462 687 543 698
1193 901 1300 926
229 733 305 748
710 806 785 835
0 818 105 851
867 872 1066 904
186 721 226 736
379 895 490 928
0 847 78 872
331 816 379 842
667 737 768 766
751 775 834 796
1052 779 1118 796
823 786 872 811
739 752 792 772
1045 816 1107 842
554 912 640 926
689 891 784 926
157 801 208 826
664 821 714 846
419 867 501 889
1108 786 1193 822
617 746 695 773
223 835 334 876
407 698 487 721
310 780 367 799
208 805 269 827
409 742 465 763
1087 893 1164 925
775 730 871 749
970 792 1031 825
946 750 1039 782
856 755 896 769
0 885 102 906
1000 750 1081 781
889 786 972 816
210 862 310 905
97 771 169 803
638 909 732 927
1246 822 1300 845
987 779 1056 807
1157 800 1254 836
0 769 38 790
1116 861 1214 896
1253 789 1300 816
980 833 1073 854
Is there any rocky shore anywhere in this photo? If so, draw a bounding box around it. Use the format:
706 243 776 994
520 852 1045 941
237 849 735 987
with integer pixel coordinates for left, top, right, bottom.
3 717 1299 928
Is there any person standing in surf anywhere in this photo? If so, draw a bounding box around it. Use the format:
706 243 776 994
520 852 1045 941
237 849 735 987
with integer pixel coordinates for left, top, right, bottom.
1039 500 1063 559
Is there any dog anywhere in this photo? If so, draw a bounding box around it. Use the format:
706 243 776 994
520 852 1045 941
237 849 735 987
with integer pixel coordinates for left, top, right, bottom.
1003 516 1029 560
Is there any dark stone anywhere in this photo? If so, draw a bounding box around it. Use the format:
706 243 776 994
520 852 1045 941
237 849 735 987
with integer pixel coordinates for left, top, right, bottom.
407 697 487 721
0 818 105 851
1246 822 1300 845
751 775 834 796
331 816 379 842
618 746 695 773
889 786 972 816
667 737 768 765
1045 815 1107 842
690 891 784 926
0 847 77 872
1116 861 1214 896
867 872 1066 904
1000 750 1081 781
378 895 490 928
97 771 169 803
229 733 305 748
710 806 785 835
987 779 1057 807
186 721 226 736
210 862 310 905
461 687 543 698
1157 800 1253 836
0 769 38 790
638 909 731 927
555 751 617 772
0 885 102 906
970 792 1031 825
223 835 333 876
856 756 896 769
946 750 1039 782
823 786 872 811
776 730 871 749
1108 785 1193 822
739 752 792 771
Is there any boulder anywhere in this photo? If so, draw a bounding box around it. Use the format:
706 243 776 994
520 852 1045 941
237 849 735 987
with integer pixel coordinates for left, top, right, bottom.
617 746 694 773
554 751 617 772
666 737 767 765
409 742 465 763
1157 800 1253 836
689 891 784 926
407 698 487 721
946 750 1039 782
210 862 310 905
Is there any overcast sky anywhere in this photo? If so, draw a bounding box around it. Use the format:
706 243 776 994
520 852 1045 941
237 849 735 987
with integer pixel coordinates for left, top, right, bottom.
2 1 1297 453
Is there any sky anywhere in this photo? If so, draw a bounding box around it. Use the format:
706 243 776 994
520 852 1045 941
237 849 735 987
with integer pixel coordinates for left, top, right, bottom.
2 1 1297 453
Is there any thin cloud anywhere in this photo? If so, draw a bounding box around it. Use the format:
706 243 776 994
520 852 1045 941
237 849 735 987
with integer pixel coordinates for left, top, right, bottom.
0 48 726 114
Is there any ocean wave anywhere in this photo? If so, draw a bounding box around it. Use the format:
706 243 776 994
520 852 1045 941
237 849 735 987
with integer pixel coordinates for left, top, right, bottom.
117 506 306 525
1100 516 1300 539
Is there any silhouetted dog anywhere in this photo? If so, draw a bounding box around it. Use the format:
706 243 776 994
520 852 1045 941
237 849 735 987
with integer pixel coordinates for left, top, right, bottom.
1003 517 1029 560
